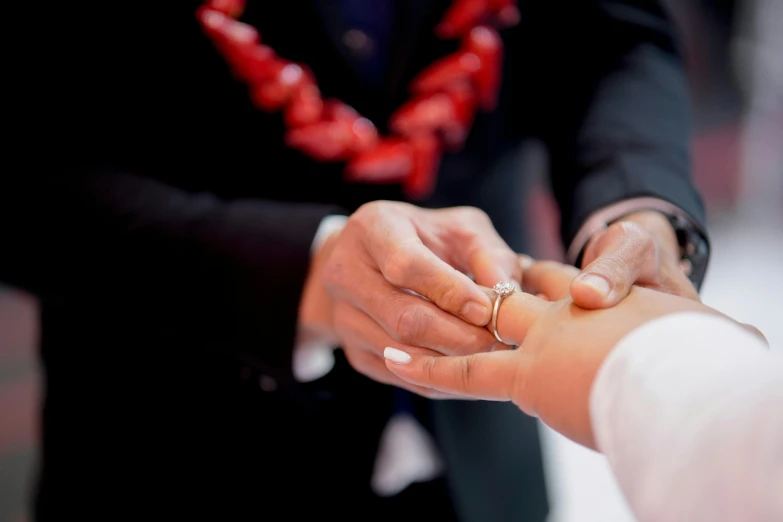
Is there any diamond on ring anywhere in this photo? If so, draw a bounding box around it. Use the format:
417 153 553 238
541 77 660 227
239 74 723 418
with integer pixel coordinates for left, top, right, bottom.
492 281 516 298
491 281 516 345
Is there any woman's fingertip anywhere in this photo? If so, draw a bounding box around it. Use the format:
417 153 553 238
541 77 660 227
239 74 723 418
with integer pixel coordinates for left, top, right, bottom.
384 347 412 364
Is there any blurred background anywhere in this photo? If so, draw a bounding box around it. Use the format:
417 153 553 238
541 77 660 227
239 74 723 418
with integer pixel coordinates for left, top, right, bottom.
0 0 780 521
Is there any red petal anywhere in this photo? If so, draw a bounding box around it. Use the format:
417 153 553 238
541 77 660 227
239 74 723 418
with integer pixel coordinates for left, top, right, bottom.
230 44 276 84
284 77 324 127
349 117 380 153
207 0 246 18
284 121 354 161
463 26 502 111
323 100 360 122
319 100 379 153
435 0 491 39
409 51 481 94
488 0 515 11
495 5 521 27
345 139 413 182
248 61 305 110
405 133 442 200
442 83 477 149
198 8 277 85
389 93 456 137
198 9 258 47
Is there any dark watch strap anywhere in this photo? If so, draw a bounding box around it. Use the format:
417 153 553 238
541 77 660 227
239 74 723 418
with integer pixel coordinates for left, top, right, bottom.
667 214 710 292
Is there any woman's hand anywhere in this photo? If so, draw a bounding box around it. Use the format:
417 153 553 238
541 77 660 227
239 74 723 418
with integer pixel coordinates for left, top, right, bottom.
383 260 724 449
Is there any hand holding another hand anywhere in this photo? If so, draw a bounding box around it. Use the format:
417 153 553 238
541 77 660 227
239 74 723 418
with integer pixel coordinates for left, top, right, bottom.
384 260 730 447
300 200 522 396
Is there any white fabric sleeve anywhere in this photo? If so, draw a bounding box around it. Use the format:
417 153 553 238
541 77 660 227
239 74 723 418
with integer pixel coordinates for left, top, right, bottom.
590 312 783 522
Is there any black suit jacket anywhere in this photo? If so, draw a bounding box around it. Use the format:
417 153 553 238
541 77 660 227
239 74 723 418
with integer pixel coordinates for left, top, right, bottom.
2 1 705 521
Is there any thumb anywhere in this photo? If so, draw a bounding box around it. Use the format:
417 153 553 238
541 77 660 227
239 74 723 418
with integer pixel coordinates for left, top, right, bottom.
572 222 658 309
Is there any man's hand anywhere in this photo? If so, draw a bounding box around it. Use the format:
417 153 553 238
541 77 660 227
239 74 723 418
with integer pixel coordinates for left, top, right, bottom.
303 201 520 396
570 211 698 309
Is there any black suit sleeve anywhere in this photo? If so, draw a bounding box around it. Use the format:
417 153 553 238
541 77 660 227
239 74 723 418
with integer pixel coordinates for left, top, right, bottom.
526 0 707 246
1 172 342 383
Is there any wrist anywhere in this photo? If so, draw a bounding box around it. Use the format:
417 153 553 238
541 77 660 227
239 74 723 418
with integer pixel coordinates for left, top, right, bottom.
299 228 341 342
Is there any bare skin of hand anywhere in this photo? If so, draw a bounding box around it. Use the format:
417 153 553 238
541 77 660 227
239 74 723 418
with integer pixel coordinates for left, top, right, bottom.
299 200 521 397
570 211 699 309
383 260 742 448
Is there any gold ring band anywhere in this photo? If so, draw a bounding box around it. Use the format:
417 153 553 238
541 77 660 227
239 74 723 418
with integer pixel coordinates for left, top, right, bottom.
491 281 516 344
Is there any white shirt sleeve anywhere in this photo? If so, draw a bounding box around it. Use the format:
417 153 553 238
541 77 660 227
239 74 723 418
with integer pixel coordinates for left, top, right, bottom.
590 312 783 522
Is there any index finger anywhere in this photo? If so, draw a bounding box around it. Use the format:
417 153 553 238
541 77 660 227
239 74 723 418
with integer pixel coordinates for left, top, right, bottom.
384 348 529 401
374 237 493 327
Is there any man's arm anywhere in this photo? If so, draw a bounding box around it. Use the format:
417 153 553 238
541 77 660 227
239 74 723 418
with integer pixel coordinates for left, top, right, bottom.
528 0 708 261
1 171 342 384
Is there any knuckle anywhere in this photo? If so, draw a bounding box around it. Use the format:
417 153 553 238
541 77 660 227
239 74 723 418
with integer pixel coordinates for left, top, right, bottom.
459 355 475 390
431 277 465 310
353 200 383 221
458 328 496 355
594 255 627 279
356 200 409 222
347 210 377 242
322 253 347 289
448 206 491 234
601 222 659 278
394 305 431 345
461 206 491 224
352 201 401 238
618 221 655 250
616 220 646 236
383 247 416 286
422 357 441 384
616 222 655 253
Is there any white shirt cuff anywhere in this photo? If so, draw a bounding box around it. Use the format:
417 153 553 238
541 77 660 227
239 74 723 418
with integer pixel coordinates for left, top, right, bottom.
310 214 349 255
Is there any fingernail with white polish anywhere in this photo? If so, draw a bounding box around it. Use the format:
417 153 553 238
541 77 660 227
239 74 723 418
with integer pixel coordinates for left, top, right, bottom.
578 274 612 297
384 347 412 364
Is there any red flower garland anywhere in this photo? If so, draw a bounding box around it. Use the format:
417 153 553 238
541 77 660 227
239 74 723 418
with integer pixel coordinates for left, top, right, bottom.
197 0 520 199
